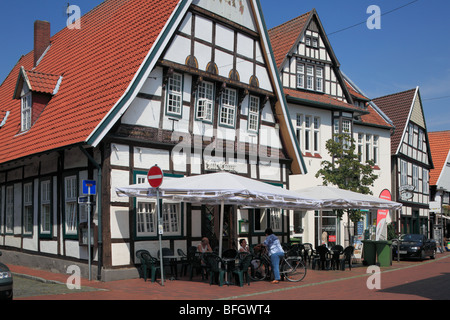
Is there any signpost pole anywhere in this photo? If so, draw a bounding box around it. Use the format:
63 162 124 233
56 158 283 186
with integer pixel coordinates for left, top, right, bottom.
157 187 164 286
87 186 91 281
148 165 164 286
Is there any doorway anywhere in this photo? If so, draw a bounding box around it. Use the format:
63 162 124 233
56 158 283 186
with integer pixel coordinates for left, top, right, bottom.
201 205 236 251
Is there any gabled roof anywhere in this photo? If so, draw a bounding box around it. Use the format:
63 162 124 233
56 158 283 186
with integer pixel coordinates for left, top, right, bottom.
268 9 354 110
428 130 450 186
0 0 182 164
268 11 311 69
372 88 417 154
13 67 61 98
0 0 307 174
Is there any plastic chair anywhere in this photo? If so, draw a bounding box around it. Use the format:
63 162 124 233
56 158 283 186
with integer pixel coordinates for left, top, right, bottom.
340 246 355 271
186 246 203 280
232 253 253 287
177 249 189 276
204 253 226 286
136 250 162 282
312 245 331 270
222 249 237 259
158 248 177 279
303 243 314 265
330 245 344 270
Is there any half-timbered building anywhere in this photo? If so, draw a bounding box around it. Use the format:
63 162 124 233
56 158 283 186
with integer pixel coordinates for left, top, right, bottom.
268 9 395 247
373 87 433 236
0 0 306 280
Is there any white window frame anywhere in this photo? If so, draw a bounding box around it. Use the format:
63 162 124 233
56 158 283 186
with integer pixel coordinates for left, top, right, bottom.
219 88 237 128
23 182 33 235
296 62 304 89
166 72 183 116
423 169 429 194
296 114 303 149
400 160 408 186
40 180 51 235
365 134 372 162
373 135 379 164
316 67 323 92
64 176 78 235
196 81 214 123
248 95 260 132
306 66 314 90
413 165 419 191
270 208 282 233
21 93 32 132
313 116 320 153
357 133 364 162
304 115 312 152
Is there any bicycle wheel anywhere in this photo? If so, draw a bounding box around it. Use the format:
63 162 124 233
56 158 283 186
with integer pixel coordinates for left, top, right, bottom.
249 257 269 281
282 258 306 282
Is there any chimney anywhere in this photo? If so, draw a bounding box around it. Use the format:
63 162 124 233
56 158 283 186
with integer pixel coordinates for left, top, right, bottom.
34 20 51 67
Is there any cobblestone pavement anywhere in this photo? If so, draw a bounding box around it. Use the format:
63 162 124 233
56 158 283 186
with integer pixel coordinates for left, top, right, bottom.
7 251 450 301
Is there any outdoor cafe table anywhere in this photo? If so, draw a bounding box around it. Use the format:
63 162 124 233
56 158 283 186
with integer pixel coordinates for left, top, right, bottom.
222 257 239 285
162 255 180 280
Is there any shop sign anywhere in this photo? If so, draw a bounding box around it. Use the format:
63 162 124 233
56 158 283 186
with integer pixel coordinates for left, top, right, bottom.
399 185 414 200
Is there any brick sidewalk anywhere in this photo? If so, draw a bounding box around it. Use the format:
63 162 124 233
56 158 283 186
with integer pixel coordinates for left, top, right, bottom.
9 251 450 300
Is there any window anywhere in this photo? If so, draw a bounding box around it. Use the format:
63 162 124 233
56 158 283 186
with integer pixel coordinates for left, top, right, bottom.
304 116 311 152
423 169 429 194
365 134 372 163
373 135 379 164
418 130 424 151
313 117 320 153
23 182 33 235
296 114 303 149
305 37 311 46
342 119 352 148
248 95 260 132
40 180 51 235
253 208 281 233
137 201 156 236
357 133 364 162
413 165 419 191
166 72 183 116
408 124 414 145
312 38 318 48
316 67 323 92
400 160 408 186
196 81 214 122
21 93 32 131
162 203 180 235
219 88 237 127
5 186 13 234
296 63 304 88
306 66 314 90
64 176 78 235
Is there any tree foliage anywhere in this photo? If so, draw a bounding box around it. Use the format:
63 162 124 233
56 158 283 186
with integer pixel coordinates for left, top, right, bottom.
315 133 379 222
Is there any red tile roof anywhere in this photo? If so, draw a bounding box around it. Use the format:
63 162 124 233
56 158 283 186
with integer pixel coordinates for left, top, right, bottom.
0 0 179 164
428 130 450 186
268 11 311 69
372 88 417 154
24 69 61 95
283 88 365 113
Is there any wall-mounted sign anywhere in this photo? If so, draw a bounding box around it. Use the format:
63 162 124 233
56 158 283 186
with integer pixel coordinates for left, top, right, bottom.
205 160 237 173
399 185 414 200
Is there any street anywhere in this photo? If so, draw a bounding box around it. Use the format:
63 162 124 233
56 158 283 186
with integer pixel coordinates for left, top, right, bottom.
8 251 450 301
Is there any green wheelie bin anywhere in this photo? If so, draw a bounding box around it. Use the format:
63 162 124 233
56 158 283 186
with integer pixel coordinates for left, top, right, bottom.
362 240 376 265
375 240 392 267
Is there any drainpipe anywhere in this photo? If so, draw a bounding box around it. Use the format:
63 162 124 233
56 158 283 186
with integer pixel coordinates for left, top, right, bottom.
79 146 103 281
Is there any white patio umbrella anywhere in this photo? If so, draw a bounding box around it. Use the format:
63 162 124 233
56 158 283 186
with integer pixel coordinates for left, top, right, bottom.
294 185 402 245
116 172 323 256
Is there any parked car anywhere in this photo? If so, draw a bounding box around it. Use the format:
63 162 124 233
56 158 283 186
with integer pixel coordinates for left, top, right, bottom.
0 251 13 300
392 234 436 261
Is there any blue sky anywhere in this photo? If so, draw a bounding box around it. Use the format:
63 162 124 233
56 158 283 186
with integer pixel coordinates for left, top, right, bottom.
1 0 449 132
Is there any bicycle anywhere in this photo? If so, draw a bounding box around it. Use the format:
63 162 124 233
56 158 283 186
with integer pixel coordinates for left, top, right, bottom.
249 246 306 282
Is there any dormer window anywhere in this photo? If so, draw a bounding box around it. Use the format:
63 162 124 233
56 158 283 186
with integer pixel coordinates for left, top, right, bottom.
21 92 32 132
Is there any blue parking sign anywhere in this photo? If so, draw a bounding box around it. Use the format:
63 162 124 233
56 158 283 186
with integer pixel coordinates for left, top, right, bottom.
82 180 97 195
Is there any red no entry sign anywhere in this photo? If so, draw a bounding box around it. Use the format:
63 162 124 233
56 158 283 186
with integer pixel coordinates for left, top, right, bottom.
147 165 164 188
